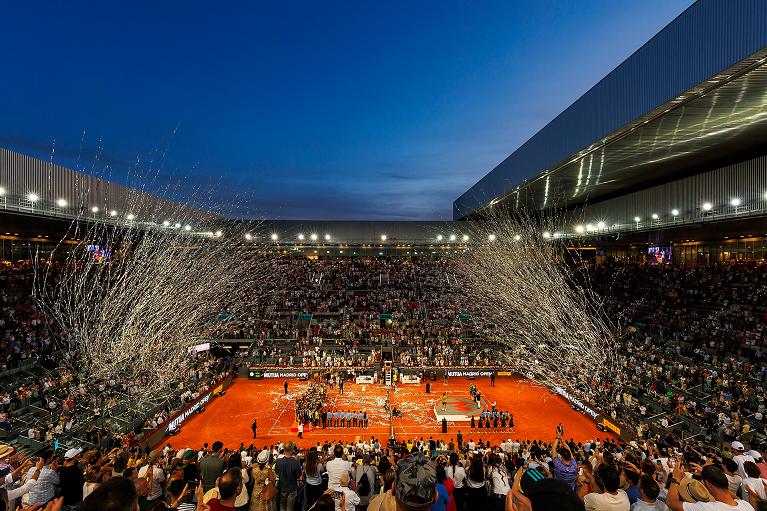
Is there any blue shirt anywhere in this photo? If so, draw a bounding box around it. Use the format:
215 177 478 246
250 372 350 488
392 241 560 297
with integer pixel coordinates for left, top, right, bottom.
430 483 450 511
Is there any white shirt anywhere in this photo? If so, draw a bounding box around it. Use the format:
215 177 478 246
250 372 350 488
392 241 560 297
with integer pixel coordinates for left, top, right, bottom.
584 490 630 511
326 458 352 489
741 477 767 499
446 465 466 489
732 454 756 479
682 500 755 511
631 500 669 511
334 486 360 511
137 465 166 500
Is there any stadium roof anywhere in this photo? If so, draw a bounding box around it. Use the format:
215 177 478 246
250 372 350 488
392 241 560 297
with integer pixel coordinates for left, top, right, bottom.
454 0 767 220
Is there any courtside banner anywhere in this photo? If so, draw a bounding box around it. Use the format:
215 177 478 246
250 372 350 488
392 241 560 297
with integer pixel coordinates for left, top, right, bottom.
262 370 309 379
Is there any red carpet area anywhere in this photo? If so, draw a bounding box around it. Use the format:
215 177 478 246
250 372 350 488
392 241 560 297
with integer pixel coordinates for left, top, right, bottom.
163 376 615 450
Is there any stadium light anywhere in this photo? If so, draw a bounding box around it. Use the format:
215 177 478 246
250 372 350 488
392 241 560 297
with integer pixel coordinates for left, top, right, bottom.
215 230 223 237
0 187 5 196
310 233 318 241
27 193 39 203
437 234 443 241
174 222 181 229
543 231 551 238
462 234 469 242
671 208 679 216
324 234 331 241
586 223 594 232
513 234 521 241
110 210 118 217
730 197 741 207
126 214 135 221
162 220 170 227
488 234 496 242
91 206 99 213
270 233 279 241
245 233 253 241
184 225 192 231
651 213 659 220
449 234 456 241
381 234 387 241
575 225 585 234
597 221 606 229
56 199 68 208
298 233 305 241
702 202 713 211
634 216 641 229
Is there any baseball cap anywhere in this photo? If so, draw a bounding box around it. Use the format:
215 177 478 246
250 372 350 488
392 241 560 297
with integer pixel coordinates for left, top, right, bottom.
745 450 762 460
395 454 436 507
731 441 745 451
64 448 83 460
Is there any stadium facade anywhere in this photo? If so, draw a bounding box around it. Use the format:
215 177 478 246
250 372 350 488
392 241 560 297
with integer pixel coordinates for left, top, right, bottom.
455 0 767 263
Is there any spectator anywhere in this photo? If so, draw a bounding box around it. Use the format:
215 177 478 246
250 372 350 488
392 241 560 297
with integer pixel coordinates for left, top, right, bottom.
275 442 301 511
81 476 138 511
249 450 275 511
334 472 360 511
201 442 225 493
354 454 377 510
207 468 243 511
583 464 629 511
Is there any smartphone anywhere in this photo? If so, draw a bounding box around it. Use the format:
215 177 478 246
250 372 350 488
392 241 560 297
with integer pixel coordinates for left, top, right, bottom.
333 491 343 499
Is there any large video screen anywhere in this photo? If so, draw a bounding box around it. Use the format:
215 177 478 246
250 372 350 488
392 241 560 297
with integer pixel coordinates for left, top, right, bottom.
648 245 672 265
86 244 112 264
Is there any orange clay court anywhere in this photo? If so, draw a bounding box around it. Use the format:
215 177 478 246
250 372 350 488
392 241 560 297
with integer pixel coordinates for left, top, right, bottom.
164 376 615 450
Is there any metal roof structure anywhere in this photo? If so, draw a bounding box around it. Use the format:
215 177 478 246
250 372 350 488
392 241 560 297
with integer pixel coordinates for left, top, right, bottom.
454 0 767 220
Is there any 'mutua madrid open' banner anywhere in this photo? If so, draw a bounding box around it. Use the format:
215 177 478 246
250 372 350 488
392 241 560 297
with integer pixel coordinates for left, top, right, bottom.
447 370 494 377
553 386 599 419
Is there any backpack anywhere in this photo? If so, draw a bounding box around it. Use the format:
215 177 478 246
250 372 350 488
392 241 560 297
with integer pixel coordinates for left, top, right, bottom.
357 467 372 496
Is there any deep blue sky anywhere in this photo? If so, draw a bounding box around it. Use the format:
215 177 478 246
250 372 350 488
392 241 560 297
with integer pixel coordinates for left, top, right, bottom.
0 1 693 220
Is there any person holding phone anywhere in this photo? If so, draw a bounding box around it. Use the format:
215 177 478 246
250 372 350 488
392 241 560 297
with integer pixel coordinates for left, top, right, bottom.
333 472 359 511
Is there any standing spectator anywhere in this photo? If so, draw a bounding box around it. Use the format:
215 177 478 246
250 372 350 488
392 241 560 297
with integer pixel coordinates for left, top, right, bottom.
137 451 166 504
275 442 301 511
201 442 226 493
207 468 244 511
249 450 275 511
667 464 752 511
464 456 487 509
26 448 59 507
445 453 465 511
582 465 629 511
732 442 756 480
631 475 668 511
303 449 325 510
59 448 85 511
552 437 578 491
334 472 360 511
432 465 451 511
327 445 352 489
354 454 377 510
228 452 250 511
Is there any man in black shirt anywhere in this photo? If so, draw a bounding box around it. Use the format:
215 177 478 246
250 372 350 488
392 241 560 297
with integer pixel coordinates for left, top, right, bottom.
275 442 302 511
59 448 85 509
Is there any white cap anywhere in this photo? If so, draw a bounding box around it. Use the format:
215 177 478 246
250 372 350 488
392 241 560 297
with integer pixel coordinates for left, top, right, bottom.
745 449 761 459
731 441 745 451
64 447 82 460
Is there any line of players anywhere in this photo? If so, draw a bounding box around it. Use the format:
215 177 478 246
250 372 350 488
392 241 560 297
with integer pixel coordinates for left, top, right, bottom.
308 409 371 429
469 408 515 432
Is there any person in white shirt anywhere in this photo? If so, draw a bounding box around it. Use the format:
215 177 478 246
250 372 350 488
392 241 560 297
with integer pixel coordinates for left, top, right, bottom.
666 463 754 511
583 464 630 511
334 471 360 511
445 453 466 511
4 458 43 510
137 457 166 502
731 442 756 480
326 445 352 489
740 461 766 500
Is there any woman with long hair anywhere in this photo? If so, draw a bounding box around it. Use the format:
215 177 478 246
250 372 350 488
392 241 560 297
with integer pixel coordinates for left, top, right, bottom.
445 452 465 511
303 448 325 509
486 454 510 511
464 455 487 509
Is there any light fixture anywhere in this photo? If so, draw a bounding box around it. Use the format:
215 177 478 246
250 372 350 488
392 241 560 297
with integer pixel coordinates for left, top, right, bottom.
324 234 331 241
110 210 118 217
91 206 99 213
597 221 606 229
651 213 659 220
730 198 741 207
310 233 318 241
513 234 521 241
381 234 387 241
488 234 496 242
702 202 713 211
671 209 679 216
575 225 585 233
174 222 182 229
28 193 39 203
437 235 443 241
215 230 223 237
586 223 594 232
56 199 68 207
449 234 456 241
184 225 192 231
297 233 305 241
245 233 253 241
634 216 641 223
462 234 469 241
270 233 279 241
0 187 5 196
543 231 551 238
126 213 135 221
162 220 170 227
